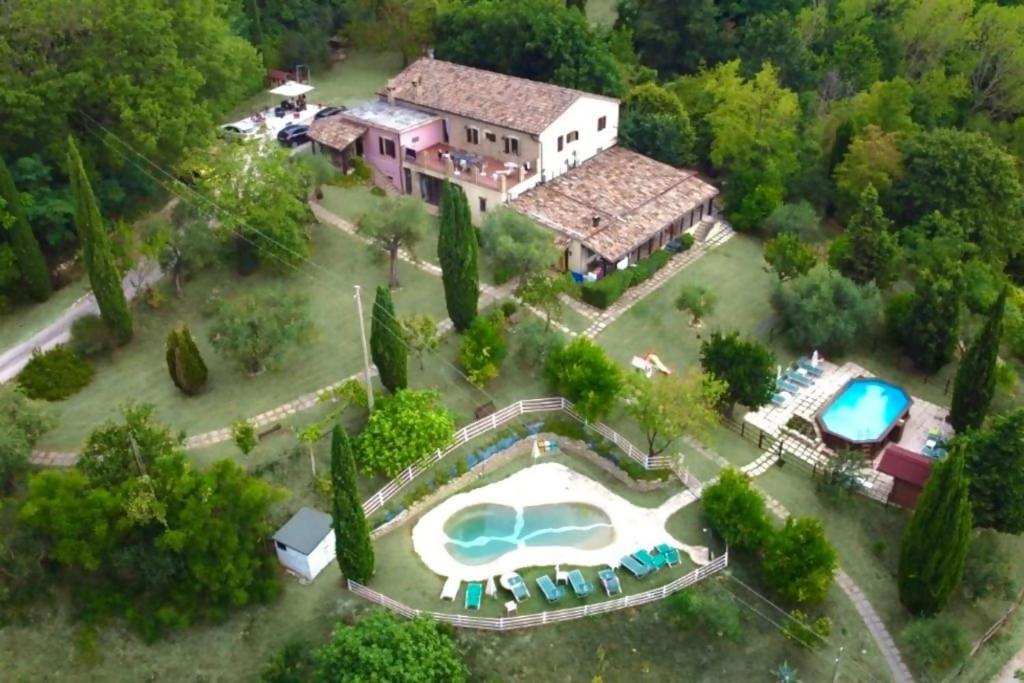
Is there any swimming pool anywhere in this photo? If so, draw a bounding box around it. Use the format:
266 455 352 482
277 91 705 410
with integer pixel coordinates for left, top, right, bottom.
817 378 911 450
443 503 614 565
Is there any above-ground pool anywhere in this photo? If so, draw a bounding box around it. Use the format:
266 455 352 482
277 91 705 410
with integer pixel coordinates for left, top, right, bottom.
817 378 911 451
444 503 614 565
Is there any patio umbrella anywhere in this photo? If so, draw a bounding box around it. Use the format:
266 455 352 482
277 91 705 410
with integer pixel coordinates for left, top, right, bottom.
485 576 497 599
777 365 783 379
812 350 820 367
532 439 541 459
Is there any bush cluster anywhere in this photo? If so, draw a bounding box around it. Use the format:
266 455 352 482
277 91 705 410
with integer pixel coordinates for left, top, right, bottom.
70 314 118 357
580 248 676 308
16 345 95 401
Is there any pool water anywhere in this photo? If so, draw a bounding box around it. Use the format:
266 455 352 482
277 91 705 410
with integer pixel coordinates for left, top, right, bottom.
443 503 614 565
819 378 910 442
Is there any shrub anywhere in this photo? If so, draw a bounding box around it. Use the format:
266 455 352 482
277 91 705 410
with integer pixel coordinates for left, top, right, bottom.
901 617 969 675
458 311 508 386
16 345 94 401
544 337 622 420
165 324 208 396
581 269 632 308
232 419 258 455
701 468 773 550
500 300 518 318
513 318 565 368
70 314 117 357
630 250 672 284
762 517 838 605
782 610 832 650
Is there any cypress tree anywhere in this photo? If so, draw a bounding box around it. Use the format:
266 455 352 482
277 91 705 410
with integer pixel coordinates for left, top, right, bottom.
437 181 479 331
330 424 375 582
898 441 972 615
0 156 51 301
370 285 407 393
832 184 899 288
950 287 1007 433
67 136 132 343
165 323 208 395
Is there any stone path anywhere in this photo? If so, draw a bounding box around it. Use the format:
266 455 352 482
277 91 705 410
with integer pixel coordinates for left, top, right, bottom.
581 222 735 339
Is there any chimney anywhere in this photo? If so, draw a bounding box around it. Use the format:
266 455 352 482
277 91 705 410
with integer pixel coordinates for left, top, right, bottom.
592 215 601 227
385 79 395 105
412 76 421 102
426 47 435 60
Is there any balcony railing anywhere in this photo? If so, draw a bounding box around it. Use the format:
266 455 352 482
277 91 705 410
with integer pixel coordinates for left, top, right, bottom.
405 143 537 193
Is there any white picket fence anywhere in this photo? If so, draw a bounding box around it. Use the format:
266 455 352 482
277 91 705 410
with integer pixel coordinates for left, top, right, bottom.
361 397 669 517
347 552 729 631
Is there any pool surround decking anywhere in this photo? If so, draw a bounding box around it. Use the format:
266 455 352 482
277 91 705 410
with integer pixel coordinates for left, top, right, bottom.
411 462 705 581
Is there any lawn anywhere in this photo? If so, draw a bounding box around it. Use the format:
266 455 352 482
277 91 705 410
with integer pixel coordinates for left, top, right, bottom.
36 223 449 450
0 276 90 352
226 50 404 121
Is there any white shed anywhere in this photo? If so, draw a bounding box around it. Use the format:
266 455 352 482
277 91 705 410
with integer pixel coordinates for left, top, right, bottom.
273 507 336 581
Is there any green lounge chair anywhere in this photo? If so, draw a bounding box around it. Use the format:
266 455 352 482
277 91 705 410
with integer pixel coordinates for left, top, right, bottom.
634 548 667 571
656 543 681 567
798 358 825 377
619 554 651 578
597 568 622 596
785 369 814 387
505 573 530 602
777 378 801 394
465 582 483 610
567 569 594 598
536 574 567 603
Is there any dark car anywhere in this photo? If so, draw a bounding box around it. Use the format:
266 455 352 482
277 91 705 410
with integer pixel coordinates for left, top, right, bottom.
277 124 310 147
314 106 347 120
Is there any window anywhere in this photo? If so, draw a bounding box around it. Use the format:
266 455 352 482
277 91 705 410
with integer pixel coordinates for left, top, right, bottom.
503 136 519 155
466 127 479 144
276 541 287 552
598 116 607 131
557 135 564 152
378 137 396 158
479 197 487 213
485 131 497 143
410 135 420 143
567 131 579 143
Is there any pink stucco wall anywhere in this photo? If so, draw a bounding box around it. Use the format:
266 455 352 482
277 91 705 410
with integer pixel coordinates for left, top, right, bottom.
401 120 445 152
361 127 403 191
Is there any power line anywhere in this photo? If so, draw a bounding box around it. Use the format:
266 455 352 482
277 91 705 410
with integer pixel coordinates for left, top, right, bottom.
73 111 501 409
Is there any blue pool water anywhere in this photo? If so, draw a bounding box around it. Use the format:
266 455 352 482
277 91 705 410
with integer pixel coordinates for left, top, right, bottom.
444 503 613 565
819 379 910 442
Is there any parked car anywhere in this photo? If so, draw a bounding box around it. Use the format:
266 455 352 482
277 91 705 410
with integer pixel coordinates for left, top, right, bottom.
277 124 310 147
219 119 260 140
314 106 347 120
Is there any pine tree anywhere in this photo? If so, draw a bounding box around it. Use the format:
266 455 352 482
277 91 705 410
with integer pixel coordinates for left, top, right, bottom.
901 271 960 372
437 181 479 331
67 136 132 342
831 184 899 288
330 425 374 582
950 288 1007 433
165 324 208 395
0 156 51 301
370 285 407 393
898 441 972 615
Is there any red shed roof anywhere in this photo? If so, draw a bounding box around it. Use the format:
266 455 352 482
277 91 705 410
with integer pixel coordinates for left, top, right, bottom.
877 445 933 487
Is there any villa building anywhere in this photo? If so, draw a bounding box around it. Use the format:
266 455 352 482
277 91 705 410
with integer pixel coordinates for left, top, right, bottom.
311 56 719 279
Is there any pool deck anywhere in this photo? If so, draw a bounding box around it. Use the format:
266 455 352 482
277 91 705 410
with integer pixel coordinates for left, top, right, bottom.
411 462 707 582
745 360 953 497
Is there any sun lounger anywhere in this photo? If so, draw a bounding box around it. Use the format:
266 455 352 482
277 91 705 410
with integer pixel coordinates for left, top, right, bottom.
771 393 787 406
465 582 483 610
502 573 530 602
785 370 814 387
567 569 594 598
619 554 651 578
656 543 682 567
598 568 622 596
777 378 802 394
440 576 460 601
536 574 567 603
798 358 825 377
634 548 667 571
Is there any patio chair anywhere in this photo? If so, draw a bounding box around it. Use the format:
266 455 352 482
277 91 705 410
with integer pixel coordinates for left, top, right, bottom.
634 548 667 571
598 568 622 596
465 582 483 610
771 393 787 407
785 370 814 387
619 554 651 579
655 543 682 567
567 569 594 598
502 573 530 602
797 358 825 377
440 576 460 601
777 378 802 394
536 574 567 603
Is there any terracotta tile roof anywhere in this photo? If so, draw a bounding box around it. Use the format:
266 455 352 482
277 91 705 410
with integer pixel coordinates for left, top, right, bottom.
510 147 719 262
878 445 933 487
308 117 366 150
383 58 597 135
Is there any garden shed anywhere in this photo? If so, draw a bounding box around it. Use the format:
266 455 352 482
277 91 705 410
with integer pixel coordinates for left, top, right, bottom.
877 445 933 509
272 507 336 581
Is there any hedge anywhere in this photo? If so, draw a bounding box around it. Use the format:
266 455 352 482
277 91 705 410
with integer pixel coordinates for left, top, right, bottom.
17 345 95 401
581 269 633 309
630 249 672 284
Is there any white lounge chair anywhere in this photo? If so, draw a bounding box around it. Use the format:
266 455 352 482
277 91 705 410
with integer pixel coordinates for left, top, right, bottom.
440 576 460 601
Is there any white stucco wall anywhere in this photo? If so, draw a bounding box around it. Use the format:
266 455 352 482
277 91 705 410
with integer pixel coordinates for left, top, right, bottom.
275 529 336 581
538 96 619 183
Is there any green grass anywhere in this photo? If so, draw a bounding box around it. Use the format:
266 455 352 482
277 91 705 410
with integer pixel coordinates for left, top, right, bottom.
0 276 90 352
36 224 449 450
226 50 404 121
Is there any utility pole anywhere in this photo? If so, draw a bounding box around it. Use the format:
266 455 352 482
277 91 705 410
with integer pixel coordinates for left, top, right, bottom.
354 285 374 411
